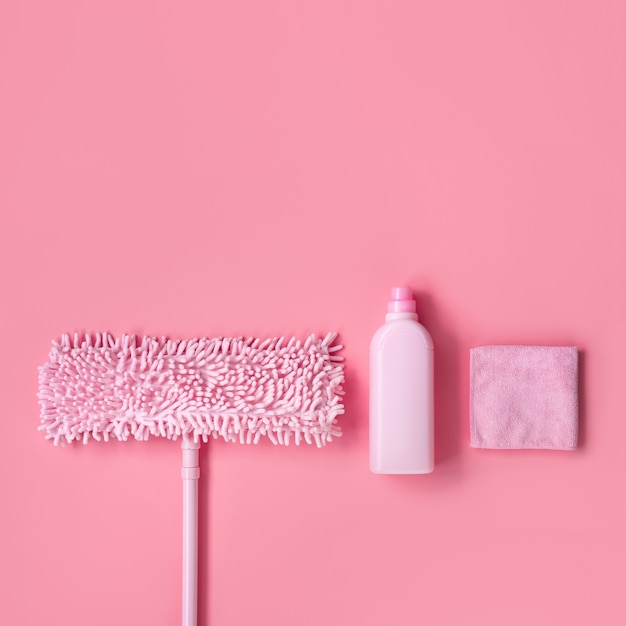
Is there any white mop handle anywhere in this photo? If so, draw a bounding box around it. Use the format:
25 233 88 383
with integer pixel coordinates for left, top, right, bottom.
181 439 200 626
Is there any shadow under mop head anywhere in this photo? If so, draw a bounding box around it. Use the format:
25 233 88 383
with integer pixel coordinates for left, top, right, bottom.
38 332 344 447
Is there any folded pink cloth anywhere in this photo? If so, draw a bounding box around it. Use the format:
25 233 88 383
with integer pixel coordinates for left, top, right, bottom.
470 345 578 450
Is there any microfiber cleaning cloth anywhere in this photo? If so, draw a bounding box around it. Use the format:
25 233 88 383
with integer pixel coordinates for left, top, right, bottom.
470 345 578 450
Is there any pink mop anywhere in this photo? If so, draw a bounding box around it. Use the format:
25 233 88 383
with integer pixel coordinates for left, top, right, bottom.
38 332 344 626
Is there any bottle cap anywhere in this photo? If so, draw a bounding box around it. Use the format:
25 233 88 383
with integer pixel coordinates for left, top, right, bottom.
388 286 416 313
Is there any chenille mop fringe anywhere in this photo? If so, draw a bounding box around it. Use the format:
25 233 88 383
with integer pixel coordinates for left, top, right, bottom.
38 332 345 447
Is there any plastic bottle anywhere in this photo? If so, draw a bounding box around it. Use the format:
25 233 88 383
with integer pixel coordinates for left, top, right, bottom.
370 287 434 474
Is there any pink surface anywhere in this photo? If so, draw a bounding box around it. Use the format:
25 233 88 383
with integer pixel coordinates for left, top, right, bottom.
1 1 625 624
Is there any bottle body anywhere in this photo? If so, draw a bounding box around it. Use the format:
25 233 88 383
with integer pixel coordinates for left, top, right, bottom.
369 292 434 474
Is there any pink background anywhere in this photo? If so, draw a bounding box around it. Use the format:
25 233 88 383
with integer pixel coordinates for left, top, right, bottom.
1 1 625 624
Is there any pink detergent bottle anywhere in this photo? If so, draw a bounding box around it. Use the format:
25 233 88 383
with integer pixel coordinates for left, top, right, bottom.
370 287 434 474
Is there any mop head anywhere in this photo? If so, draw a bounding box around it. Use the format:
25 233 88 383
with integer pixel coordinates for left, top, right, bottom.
38 332 344 447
